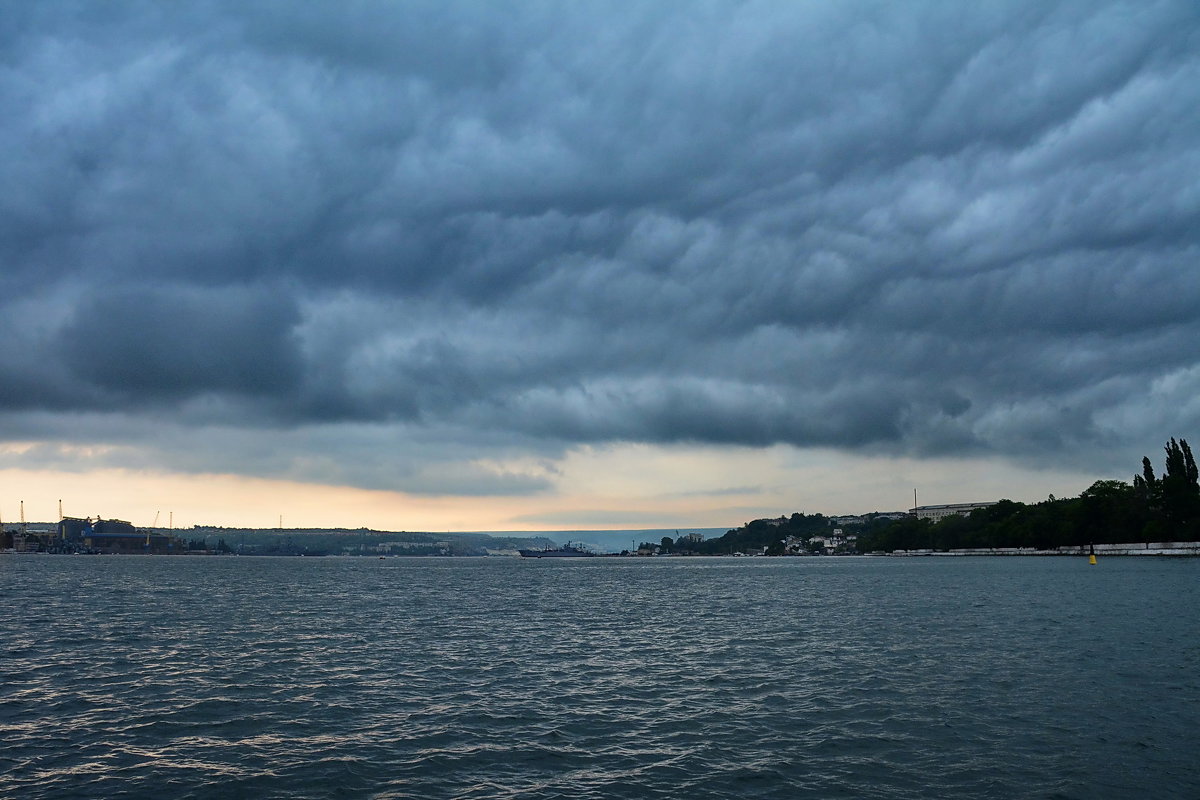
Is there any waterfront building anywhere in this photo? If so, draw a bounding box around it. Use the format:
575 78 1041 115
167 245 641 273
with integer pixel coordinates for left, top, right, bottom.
58 516 91 541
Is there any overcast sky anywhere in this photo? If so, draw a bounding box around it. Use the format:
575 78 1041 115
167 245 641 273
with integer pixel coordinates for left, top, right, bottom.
2 1 1198 530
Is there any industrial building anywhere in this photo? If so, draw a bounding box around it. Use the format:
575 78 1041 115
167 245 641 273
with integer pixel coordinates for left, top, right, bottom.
2 516 187 554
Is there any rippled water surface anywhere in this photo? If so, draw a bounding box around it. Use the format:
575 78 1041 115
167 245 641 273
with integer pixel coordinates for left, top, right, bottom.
3 555 1198 799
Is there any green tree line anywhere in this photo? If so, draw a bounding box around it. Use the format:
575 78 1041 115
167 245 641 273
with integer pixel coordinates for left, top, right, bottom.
858 437 1200 553
645 513 835 555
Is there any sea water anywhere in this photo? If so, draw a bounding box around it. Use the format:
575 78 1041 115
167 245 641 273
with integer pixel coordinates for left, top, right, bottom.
2 554 1197 799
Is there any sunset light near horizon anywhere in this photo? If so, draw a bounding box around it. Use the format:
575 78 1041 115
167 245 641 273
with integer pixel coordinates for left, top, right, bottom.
3 445 1103 533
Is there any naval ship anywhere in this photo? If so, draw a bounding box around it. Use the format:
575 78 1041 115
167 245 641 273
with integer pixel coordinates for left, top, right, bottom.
517 541 597 558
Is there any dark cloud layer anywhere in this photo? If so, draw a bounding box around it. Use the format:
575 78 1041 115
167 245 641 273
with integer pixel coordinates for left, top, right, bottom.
57 285 301 403
2 1 1198 492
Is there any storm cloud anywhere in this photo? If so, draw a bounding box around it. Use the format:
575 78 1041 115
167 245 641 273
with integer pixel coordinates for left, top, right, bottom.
3 1 1198 495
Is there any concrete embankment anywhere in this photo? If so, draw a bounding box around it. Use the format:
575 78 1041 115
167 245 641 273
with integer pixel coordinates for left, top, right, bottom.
890 541 1200 557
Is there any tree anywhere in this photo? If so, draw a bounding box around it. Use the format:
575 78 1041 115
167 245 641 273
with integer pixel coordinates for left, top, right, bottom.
1078 480 1137 545
660 536 674 553
1161 438 1200 535
1183 439 1199 486
1133 456 1158 510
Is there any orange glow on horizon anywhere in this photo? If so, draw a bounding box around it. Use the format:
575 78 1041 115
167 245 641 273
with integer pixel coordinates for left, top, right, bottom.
0 466 748 532
0 444 1100 533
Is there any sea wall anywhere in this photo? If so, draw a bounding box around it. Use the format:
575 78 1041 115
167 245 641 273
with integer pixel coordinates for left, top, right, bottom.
890 541 1200 557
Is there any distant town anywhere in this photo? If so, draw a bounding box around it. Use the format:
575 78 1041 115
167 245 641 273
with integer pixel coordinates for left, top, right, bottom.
4 499 1197 559
0 505 987 557
4 436 1198 558
0 516 561 557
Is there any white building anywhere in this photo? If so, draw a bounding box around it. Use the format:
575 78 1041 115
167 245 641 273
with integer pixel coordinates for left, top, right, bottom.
909 502 995 521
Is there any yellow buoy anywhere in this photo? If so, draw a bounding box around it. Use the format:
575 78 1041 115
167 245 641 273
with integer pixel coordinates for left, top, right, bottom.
1089 554 1097 565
